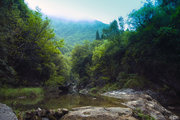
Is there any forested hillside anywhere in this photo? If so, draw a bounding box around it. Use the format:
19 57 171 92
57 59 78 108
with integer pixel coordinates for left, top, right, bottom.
50 17 108 45
71 0 180 94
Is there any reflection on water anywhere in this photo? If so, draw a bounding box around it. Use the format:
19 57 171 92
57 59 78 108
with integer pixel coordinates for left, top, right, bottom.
0 94 126 111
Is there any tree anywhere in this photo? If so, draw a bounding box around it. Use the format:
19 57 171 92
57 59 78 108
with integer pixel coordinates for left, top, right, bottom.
118 16 124 32
96 30 100 40
156 0 179 7
102 20 119 39
128 1 155 29
0 0 68 87
71 41 93 88
109 20 119 35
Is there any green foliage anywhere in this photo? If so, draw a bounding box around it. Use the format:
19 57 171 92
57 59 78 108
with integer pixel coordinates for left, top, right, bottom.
101 83 119 92
46 75 65 87
118 16 124 31
116 73 147 89
128 1 155 29
123 76 146 89
158 84 170 92
124 0 180 91
92 40 109 61
0 0 69 87
71 41 93 88
102 20 120 39
59 43 73 55
89 87 99 94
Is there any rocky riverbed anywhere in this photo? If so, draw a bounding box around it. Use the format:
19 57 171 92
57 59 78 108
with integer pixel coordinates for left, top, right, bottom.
0 89 179 120
102 89 179 120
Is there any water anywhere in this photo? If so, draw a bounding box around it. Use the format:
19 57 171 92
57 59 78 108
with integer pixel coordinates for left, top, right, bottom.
0 94 126 111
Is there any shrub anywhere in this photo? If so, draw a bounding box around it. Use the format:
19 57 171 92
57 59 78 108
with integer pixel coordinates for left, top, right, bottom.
100 83 119 92
123 76 146 89
116 72 147 89
133 109 156 120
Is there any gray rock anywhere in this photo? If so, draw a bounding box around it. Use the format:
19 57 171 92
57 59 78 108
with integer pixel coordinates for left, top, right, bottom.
62 108 69 114
62 106 137 120
0 103 18 120
42 117 49 120
102 89 180 120
102 89 140 101
79 89 89 95
23 108 69 119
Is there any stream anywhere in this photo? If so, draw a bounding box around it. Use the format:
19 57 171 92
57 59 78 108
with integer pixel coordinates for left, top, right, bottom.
0 93 126 112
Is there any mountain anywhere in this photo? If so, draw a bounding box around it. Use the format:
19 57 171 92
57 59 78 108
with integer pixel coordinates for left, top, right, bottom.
49 17 109 45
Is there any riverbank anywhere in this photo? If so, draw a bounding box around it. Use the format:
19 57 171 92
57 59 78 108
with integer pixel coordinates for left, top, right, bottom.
0 87 44 99
61 89 179 120
1 89 179 120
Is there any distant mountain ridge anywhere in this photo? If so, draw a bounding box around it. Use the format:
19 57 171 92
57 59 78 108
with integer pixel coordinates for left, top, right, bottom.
49 16 108 45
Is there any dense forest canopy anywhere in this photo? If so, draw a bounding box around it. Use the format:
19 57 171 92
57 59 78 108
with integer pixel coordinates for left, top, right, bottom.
0 0 180 95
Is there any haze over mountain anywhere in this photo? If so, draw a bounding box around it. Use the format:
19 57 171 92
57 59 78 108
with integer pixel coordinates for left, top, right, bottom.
49 16 109 45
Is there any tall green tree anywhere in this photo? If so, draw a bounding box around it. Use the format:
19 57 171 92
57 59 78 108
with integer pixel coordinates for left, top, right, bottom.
118 16 124 32
96 30 100 40
128 1 155 29
102 20 119 39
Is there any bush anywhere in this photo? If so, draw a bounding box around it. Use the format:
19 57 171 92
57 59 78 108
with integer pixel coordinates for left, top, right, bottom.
89 87 99 94
116 72 147 89
123 77 145 89
100 83 119 92
45 75 65 87
133 109 156 120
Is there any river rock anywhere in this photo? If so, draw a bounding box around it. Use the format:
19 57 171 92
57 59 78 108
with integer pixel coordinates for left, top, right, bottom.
23 108 69 120
102 89 180 120
62 106 137 120
79 89 89 95
0 103 18 120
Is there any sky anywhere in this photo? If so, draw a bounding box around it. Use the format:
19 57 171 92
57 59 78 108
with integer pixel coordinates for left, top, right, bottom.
25 0 148 24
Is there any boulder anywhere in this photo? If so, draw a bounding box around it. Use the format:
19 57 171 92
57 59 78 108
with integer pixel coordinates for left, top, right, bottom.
62 106 137 120
0 103 18 120
79 89 89 95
